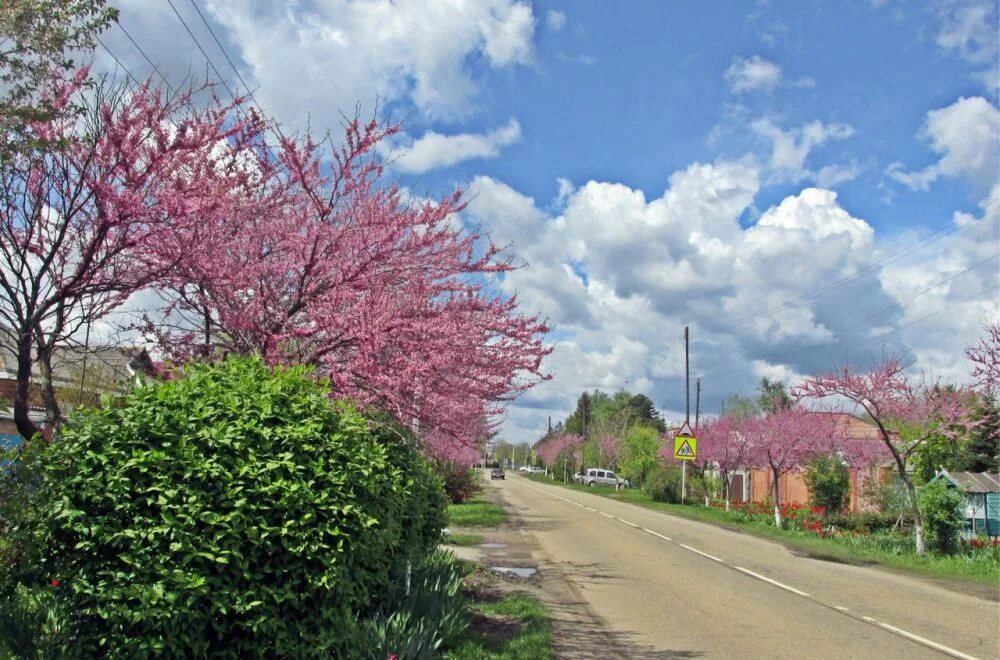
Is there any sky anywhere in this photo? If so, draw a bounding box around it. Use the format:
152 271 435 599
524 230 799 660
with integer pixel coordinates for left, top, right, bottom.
98 0 999 442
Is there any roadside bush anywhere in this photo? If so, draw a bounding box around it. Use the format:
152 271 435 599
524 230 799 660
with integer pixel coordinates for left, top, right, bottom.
918 481 964 555
647 467 683 503
823 511 899 533
31 357 445 658
804 454 850 514
434 461 481 504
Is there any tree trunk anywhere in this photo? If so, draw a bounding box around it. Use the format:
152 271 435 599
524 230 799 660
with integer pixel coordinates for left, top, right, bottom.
35 343 61 437
13 332 42 441
771 468 782 526
901 474 926 555
724 471 732 511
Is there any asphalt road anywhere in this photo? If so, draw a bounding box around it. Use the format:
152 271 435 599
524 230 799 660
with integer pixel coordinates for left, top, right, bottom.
488 472 1000 659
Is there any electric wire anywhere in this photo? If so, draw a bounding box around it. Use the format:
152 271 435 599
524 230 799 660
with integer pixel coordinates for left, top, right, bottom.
116 21 175 93
94 34 139 86
882 284 999 337
846 253 999 329
165 0 236 99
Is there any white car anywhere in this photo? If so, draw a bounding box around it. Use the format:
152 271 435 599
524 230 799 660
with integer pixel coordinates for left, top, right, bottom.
574 468 627 488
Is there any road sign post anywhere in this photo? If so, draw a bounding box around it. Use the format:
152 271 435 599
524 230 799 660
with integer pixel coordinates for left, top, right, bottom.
674 420 697 504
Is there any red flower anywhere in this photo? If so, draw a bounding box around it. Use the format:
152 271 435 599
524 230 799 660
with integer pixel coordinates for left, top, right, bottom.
50 579 59 587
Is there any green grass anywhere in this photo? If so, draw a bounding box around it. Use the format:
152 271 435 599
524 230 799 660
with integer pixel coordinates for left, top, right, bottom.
525 474 1000 587
445 592 552 659
445 533 486 547
448 499 508 528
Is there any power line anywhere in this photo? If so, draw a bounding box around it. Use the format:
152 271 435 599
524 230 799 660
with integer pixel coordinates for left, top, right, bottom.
116 21 174 93
186 1 255 104
847 253 999 329
165 0 236 99
94 34 139 86
705 195 1000 333
883 284 999 337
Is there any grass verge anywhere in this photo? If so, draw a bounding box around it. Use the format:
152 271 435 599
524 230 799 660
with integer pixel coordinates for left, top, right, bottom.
448 499 508 528
445 533 485 547
524 474 1000 588
445 568 552 660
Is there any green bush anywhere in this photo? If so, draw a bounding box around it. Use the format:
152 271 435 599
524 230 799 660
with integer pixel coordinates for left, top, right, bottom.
803 454 851 514
823 511 899 533
918 481 964 555
0 436 47 598
647 467 683 503
30 357 445 658
434 461 481 504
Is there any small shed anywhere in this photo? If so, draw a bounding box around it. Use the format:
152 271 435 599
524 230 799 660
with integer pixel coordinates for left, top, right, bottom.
929 470 1000 538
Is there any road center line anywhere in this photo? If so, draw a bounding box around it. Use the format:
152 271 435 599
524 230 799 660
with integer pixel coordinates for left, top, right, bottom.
873 622 980 660
679 543 723 562
733 566 811 597
508 477 982 660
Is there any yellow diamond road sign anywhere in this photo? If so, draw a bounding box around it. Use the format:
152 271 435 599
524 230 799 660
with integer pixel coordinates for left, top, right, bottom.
673 422 697 461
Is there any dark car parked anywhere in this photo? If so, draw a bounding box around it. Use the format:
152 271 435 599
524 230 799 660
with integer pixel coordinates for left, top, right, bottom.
490 467 505 480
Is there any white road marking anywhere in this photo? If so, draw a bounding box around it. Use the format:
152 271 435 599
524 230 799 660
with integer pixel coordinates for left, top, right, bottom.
642 528 673 542
511 477 982 660
734 566 810 597
679 543 723 563
873 622 980 660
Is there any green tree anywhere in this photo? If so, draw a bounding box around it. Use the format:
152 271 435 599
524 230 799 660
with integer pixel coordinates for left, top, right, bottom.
724 394 761 420
619 424 661 489
628 393 666 432
757 377 792 414
1 0 117 146
962 395 999 473
803 454 851 513
918 481 964 555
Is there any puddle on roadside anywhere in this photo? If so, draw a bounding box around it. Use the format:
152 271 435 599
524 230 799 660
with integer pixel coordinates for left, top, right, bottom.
479 542 507 549
490 566 537 578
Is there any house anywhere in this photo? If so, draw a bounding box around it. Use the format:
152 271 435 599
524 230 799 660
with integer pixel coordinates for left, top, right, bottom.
0 331 141 444
746 412 895 512
929 470 1000 538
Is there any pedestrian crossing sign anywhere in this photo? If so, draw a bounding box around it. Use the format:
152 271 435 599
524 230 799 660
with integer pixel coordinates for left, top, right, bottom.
673 433 697 461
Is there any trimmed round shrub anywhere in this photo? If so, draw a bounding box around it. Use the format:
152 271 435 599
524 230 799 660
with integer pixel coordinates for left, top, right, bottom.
33 358 444 658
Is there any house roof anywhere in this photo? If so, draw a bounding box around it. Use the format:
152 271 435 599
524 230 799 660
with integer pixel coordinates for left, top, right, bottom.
810 411 884 440
933 470 1000 494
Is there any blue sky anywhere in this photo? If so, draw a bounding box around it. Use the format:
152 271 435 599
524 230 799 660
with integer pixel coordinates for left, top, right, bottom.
103 0 999 442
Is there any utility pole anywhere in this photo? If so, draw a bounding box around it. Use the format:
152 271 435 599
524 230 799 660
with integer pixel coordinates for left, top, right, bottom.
682 326 690 504
695 378 701 430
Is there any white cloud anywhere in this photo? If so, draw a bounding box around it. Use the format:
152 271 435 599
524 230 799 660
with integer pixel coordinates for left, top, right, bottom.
886 96 1000 194
724 55 783 93
464 167 937 443
388 119 522 174
933 0 999 91
546 10 567 31
751 118 856 184
163 0 537 127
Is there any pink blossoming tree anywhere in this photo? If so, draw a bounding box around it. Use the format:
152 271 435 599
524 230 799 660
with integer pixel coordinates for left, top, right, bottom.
795 357 975 554
0 71 262 440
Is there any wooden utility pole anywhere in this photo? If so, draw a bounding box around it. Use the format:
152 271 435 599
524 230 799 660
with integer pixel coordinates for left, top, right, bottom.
695 378 701 429
682 326 690 503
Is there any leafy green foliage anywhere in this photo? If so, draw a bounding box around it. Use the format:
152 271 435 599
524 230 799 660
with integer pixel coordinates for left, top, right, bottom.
647 467 683 503
0 583 70 657
804 454 851 514
918 481 965 555
363 550 468 659
619 425 661 488
0 436 47 597
30 357 445 658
